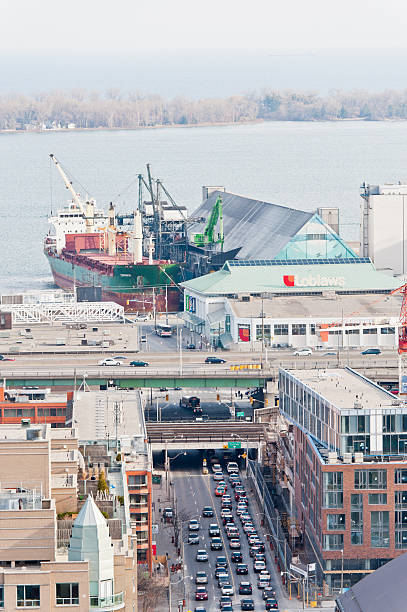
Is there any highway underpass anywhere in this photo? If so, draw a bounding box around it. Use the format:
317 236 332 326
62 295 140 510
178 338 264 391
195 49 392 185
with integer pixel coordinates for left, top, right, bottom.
146 421 266 451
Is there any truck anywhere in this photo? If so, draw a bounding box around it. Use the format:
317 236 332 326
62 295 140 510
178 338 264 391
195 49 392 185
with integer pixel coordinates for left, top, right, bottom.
180 396 202 413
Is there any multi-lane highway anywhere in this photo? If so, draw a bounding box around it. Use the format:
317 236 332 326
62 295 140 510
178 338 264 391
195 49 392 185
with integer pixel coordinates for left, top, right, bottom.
170 452 285 612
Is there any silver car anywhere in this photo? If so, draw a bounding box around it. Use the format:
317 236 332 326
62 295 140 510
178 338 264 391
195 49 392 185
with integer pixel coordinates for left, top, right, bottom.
196 549 208 562
195 571 208 584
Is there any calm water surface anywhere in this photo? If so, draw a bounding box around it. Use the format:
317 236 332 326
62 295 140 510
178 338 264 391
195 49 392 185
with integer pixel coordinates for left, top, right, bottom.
1 120 407 293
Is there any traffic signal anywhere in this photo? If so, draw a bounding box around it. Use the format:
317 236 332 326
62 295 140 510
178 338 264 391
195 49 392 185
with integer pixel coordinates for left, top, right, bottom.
217 393 220 401
223 444 228 449
166 394 169 401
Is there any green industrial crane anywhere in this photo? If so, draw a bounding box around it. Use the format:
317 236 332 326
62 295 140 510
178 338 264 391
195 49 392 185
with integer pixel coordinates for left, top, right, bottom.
193 195 224 250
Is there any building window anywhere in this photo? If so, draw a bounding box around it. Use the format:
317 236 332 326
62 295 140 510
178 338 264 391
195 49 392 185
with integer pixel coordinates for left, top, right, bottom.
0 586 3 608
327 514 345 530
310 324 316 335
368 493 387 505
17 585 40 607
225 315 231 333
323 472 343 508
395 491 407 509
323 534 344 550
345 329 359 335
128 474 147 486
256 324 271 341
354 470 387 490
363 328 377 334
395 469 407 484
292 324 306 336
383 415 395 433
371 511 390 548
350 494 363 545
56 583 79 606
381 327 395 334
274 324 288 336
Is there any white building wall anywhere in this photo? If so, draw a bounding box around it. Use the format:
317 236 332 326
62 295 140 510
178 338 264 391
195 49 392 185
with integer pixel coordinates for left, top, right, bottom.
364 189 407 274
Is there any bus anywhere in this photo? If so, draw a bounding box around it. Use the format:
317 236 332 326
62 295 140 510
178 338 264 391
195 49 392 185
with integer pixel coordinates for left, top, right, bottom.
156 324 172 337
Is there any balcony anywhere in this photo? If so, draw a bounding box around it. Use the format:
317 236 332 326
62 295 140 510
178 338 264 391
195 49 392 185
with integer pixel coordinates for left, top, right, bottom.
90 592 124 610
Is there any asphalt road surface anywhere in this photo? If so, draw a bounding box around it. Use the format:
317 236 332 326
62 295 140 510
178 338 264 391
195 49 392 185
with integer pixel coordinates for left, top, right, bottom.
169 452 286 612
145 400 233 422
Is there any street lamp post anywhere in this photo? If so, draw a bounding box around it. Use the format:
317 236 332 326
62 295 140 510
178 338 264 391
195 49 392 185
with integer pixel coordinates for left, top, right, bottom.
179 328 183 376
340 548 344 594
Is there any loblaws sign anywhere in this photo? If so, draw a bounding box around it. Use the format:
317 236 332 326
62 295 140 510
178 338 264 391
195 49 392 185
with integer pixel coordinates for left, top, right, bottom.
283 274 346 288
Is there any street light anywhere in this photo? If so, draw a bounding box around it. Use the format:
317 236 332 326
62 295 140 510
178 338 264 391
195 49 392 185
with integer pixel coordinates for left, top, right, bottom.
340 548 344 594
168 574 193 612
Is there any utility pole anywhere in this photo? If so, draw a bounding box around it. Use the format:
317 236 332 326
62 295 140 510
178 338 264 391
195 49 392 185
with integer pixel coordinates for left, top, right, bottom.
179 328 183 376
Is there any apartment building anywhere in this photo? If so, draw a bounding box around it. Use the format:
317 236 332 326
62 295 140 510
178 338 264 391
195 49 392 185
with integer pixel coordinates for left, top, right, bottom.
279 367 407 592
0 387 73 427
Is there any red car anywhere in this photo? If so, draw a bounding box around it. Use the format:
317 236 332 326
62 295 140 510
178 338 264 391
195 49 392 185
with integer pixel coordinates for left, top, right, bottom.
215 487 226 496
195 587 208 600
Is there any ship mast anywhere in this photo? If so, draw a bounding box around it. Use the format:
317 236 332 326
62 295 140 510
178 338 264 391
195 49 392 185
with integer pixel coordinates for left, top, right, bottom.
49 153 94 230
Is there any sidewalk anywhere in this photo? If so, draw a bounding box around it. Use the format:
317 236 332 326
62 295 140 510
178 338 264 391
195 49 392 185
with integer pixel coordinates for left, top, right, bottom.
152 468 184 611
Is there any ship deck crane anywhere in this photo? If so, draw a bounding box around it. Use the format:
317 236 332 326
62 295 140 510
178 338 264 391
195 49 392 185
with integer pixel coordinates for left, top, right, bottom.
49 153 94 230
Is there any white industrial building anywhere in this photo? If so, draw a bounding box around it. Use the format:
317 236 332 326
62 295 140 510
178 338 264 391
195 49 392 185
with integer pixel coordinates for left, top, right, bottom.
181 259 402 350
361 182 407 275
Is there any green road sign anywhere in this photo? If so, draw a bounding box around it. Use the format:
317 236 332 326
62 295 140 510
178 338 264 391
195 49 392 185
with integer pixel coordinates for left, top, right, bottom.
236 412 245 417
228 441 242 449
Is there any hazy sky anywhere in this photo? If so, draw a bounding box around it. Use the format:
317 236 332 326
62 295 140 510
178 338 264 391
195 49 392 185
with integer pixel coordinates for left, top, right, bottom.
2 0 407 53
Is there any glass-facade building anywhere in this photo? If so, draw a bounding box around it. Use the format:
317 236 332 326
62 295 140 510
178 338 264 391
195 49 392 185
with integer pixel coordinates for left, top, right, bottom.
279 367 407 593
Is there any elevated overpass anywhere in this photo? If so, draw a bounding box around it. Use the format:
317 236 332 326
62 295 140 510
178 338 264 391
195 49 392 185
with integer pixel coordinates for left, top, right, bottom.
146 421 266 451
0 357 399 389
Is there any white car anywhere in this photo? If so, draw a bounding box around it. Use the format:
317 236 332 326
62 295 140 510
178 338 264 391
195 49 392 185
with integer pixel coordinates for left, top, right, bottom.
221 584 234 596
98 358 123 366
293 348 312 356
227 462 239 474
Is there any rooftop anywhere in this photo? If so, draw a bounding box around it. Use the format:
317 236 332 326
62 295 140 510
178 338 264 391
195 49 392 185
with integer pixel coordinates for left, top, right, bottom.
229 292 401 320
181 259 399 295
284 367 398 412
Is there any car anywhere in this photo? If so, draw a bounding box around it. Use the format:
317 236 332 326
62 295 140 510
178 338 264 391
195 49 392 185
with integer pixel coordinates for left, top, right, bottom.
253 553 266 563
186 343 196 350
140 335 147 342
98 357 123 366
257 573 271 589
293 348 312 356
230 538 241 549
240 599 255 611
196 549 208 562
236 506 248 516
231 551 243 563
248 535 261 546
212 463 222 472
249 545 262 557
196 571 208 584
263 587 276 600
209 524 221 537
216 556 228 568
159 386 168 392
361 348 381 355
205 356 226 364
189 519 200 531
194 608 207 612
215 487 226 496
220 596 233 609
211 537 223 550
221 607 233 612
218 481 227 489
236 563 249 575
323 351 337 356
0 355 15 361
188 533 200 544
238 582 252 595
202 506 214 517
222 514 234 525
265 598 279 610
195 587 208 601
113 355 126 360
163 507 173 519
227 462 239 473
135 313 149 321
215 568 229 579
221 584 234 596
226 528 239 540
218 575 231 588
129 360 149 367
253 560 266 572
174 386 182 390
213 471 224 481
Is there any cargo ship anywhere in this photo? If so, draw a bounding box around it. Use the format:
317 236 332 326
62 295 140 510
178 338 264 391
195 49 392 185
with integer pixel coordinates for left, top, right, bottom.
44 155 182 312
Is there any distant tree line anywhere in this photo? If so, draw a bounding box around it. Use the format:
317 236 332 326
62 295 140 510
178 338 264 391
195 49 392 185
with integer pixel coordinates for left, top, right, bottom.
2 88 407 130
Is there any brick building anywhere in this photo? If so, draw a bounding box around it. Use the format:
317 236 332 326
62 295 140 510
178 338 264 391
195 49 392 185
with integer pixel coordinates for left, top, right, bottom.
279 367 407 592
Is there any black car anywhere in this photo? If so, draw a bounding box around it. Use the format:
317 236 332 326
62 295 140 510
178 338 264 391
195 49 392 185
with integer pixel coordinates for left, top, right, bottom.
205 356 226 364
215 567 229 579
210 537 223 550
202 506 214 517
240 599 254 611
236 564 248 575
231 552 243 564
263 587 276 600
187 343 196 350
216 556 228 568
265 598 279 610
238 582 252 595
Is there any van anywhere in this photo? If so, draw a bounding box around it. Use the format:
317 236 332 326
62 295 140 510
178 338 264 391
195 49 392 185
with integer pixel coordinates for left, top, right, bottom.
227 462 239 474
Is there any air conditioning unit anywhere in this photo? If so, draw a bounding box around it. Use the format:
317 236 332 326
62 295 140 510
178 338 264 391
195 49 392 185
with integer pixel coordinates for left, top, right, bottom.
354 452 364 463
343 453 352 464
